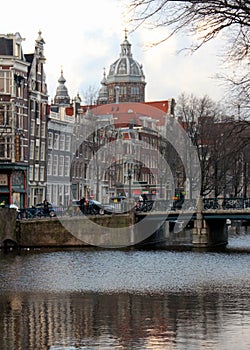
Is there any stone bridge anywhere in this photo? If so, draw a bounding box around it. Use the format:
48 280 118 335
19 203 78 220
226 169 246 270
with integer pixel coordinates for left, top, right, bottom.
0 199 249 250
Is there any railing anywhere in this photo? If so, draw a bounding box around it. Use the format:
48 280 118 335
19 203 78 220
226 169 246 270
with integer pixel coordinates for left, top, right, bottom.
139 198 250 212
136 199 197 212
203 197 250 210
16 198 250 220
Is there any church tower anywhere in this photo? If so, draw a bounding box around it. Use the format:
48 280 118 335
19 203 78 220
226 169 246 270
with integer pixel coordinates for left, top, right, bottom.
54 69 70 105
97 31 146 104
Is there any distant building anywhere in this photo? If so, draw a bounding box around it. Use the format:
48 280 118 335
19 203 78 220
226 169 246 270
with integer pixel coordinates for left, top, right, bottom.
46 72 74 205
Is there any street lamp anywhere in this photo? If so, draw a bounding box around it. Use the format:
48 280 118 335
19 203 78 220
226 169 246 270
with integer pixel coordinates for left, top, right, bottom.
128 168 132 199
159 172 163 198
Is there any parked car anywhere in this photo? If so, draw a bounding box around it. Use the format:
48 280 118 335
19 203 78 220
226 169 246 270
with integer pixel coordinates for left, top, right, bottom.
34 202 56 217
21 206 44 219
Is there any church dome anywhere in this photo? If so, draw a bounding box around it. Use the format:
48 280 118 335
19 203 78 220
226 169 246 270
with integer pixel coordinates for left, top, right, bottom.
107 33 145 84
98 31 146 104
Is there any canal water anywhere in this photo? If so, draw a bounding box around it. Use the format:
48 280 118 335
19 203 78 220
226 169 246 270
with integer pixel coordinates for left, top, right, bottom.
0 229 249 350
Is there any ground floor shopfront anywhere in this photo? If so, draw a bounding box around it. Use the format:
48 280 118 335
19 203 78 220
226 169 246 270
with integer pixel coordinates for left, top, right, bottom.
0 164 28 208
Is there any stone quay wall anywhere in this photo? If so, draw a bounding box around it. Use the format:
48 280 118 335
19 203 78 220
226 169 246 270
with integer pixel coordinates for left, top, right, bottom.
0 211 135 248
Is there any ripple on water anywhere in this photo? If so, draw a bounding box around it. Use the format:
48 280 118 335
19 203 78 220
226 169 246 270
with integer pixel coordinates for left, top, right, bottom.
0 249 249 295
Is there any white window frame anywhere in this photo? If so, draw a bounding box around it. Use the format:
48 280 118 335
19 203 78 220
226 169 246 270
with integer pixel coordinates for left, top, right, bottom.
59 155 64 176
54 133 59 150
65 135 71 151
53 155 58 176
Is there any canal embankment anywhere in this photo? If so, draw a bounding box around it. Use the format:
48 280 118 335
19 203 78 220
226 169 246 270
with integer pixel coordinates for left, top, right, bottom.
0 209 135 248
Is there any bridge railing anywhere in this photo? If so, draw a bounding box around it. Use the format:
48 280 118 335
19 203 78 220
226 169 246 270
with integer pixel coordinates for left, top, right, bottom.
140 199 197 212
16 198 250 220
137 198 250 213
203 197 250 210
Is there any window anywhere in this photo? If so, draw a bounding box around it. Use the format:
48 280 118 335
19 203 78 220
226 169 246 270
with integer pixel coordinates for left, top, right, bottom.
48 132 53 149
30 140 34 159
52 184 58 203
59 155 64 176
35 164 39 181
40 166 44 181
47 154 52 176
0 104 11 126
131 86 139 95
53 155 58 176
54 133 59 150
65 156 70 176
36 123 40 137
0 136 11 159
65 135 71 151
31 100 35 111
59 134 65 151
29 165 34 181
41 122 46 138
35 145 39 160
120 86 126 95
40 142 45 161
0 70 11 94
30 120 35 136
16 107 24 129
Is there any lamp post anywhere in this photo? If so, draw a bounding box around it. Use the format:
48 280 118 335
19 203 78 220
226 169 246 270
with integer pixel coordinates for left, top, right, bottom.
159 172 163 198
128 168 132 199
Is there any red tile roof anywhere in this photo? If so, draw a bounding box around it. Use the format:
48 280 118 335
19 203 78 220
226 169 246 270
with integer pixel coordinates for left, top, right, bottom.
90 101 169 127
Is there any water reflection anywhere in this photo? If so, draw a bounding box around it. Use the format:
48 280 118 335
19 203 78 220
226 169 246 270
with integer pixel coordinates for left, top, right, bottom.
0 231 249 349
0 292 249 350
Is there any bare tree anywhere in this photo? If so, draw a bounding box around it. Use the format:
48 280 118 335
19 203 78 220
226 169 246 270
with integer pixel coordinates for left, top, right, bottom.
81 85 99 106
176 92 250 196
128 1 250 112
128 1 250 53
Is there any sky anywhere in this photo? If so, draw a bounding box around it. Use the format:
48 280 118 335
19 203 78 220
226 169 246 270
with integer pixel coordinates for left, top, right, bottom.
1 0 226 104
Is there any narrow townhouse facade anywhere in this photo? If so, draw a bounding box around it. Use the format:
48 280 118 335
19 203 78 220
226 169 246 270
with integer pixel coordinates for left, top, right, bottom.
0 32 30 207
25 31 49 206
46 71 74 206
